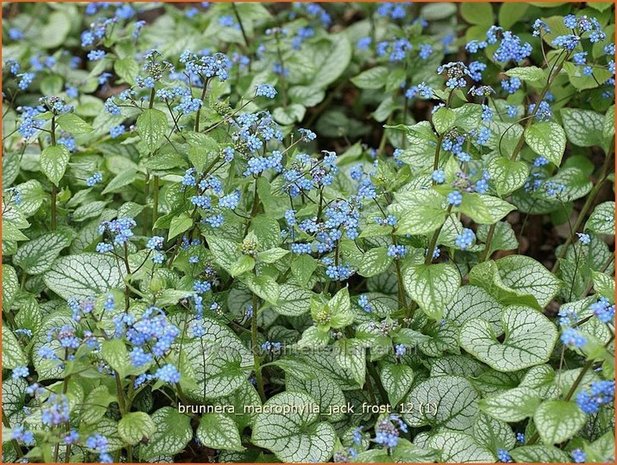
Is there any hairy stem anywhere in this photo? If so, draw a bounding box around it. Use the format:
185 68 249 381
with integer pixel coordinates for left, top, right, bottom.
252 293 267 402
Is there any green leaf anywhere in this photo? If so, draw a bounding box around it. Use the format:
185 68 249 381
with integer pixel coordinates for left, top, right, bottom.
257 247 289 264
510 446 569 463
380 363 414 406
2 326 28 370
56 113 93 134
273 104 306 125
459 193 516 224
114 57 139 85
479 387 542 422
245 273 280 305
487 156 529 196
505 66 545 84
40 145 70 185
2 265 19 310
312 33 352 88
357 247 393 277
427 432 495 463
432 107 456 134
44 253 124 300
139 407 192 459
180 317 252 401
534 400 586 445
40 11 71 48
168 212 193 240
586 201 614 235
524 122 566 166
395 121 438 168
229 255 255 277
291 254 317 287
460 306 558 372
197 413 244 451
561 108 606 147
460 2 493 25
334 338 365 385
250 214 280 249
251 391 335 462
118 412 156 446
403 263 461 320
137 108 168 152
473 413 516 452
444 285 504 331
403 375 479 431
101 339 134 378
391 189 446 236
499 3 529 29
603 105 614 140
328 287 354 328
469 256 561 309
273 284 312 316
206 235 241 273
101 170 138 195
82 386 116 425
14 232 71 275
287 371 347 422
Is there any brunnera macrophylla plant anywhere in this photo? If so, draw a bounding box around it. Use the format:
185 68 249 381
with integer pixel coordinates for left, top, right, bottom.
1 2 615 464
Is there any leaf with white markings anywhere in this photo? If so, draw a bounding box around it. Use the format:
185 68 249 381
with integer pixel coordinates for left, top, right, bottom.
460 306 558 372
403 263 461 320
40 145 70 185
139 408 192 459
251 391 335 462
44 253 124 299
197 413 244 451
533 400 587 445
14 232 71 274
403 375 479 431
524 122 566 166
380 363 414 406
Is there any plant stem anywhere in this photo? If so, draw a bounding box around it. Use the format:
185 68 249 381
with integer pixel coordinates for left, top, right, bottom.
194 79 209 132
151 175 159 231
551 145 614 273
231 3 250 54
2 408 24 459
50 115 57 230
527 334 614 445
482 53 569 260
148 87 155 110
366 357 388 403
425 205 453 265
251 293 267 402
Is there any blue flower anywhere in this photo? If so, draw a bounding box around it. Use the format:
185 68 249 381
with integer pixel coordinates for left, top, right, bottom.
11 424 35 445
455 228 476 250
497 449 513 462
571 449 586 463
12 366 29 379
553 34 581 51
255 84 277 99
576 380 615 414
590 297 614 323
87 49 106 61
18 72 35 90
394 344 407 357
387 244 407 259
501 77 521 94
432 169 446 184
448 191 463 206
109 124 126 138
560 327 586 348
577 232 591 245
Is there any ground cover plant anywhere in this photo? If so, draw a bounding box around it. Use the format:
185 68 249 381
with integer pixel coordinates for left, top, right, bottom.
1 1 615 463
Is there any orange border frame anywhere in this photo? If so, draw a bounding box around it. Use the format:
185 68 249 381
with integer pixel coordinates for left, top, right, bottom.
0 1 615 464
